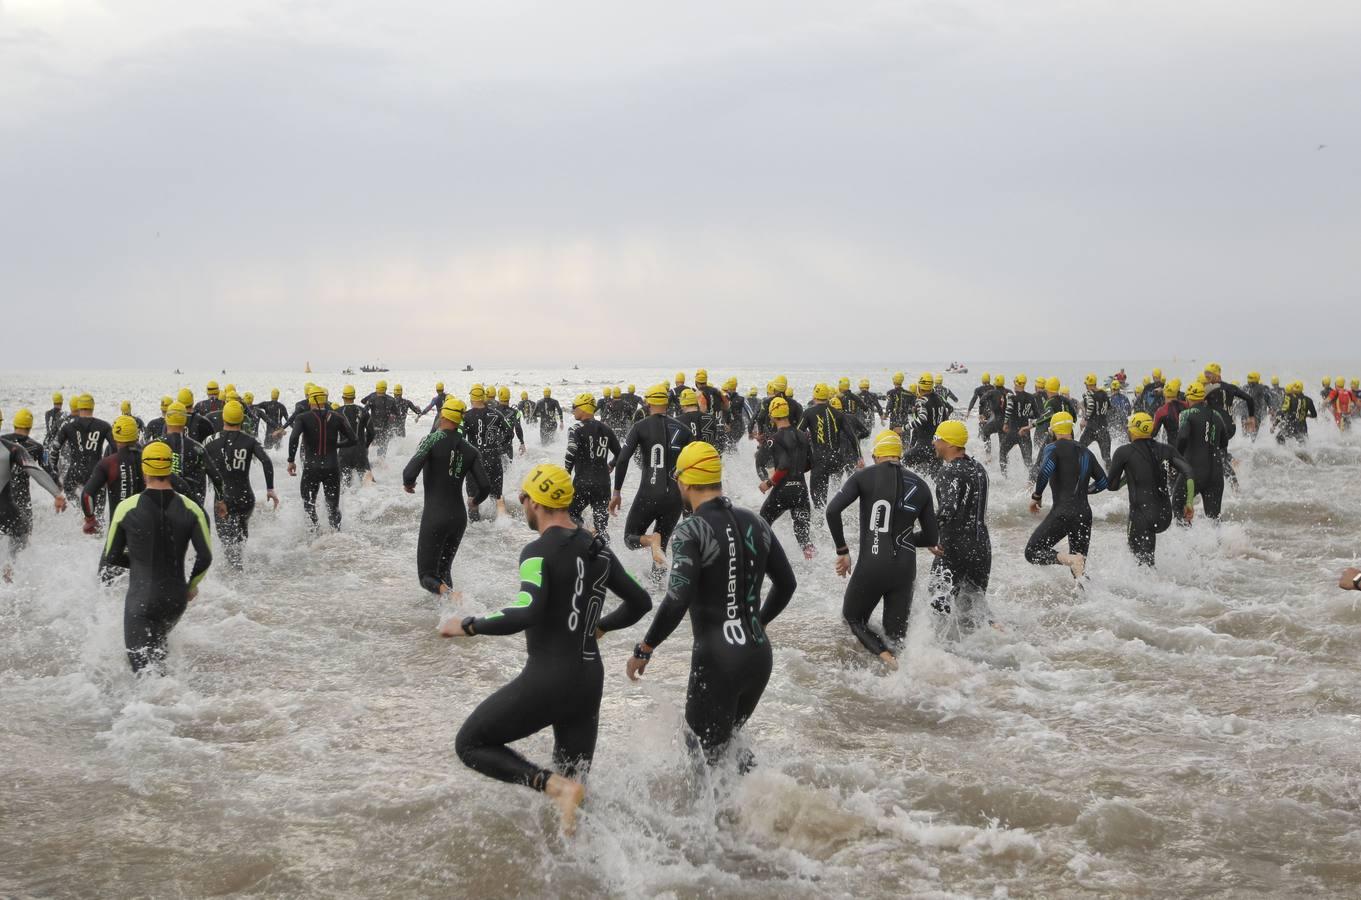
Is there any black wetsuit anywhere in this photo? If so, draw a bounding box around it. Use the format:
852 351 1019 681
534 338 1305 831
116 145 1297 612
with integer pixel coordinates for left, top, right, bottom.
103 489 212 673
144 416 168 441
361 392 402 457
678 409 719 446
202 430 274 569
338 403 374 487
1025 440 1108 565
457 527 653 788
1277 394 1317 443
1078 389 1112 466
0 437 61 558
403 428 490 594
931 455 991 630
462 406 511 507
826 462 937 657
255 399 289 449
1175 405 1229 519
883 386 915 430
288 407 358 530
83 446 145 579
979 388 1007 454
1205 381 1255 442
856 390 883 430
564 418 619 537
54 417 113 506
759 426 813 548
534 397 564 444
1243 384 1270 440
392 395 421 437
642 497 796 765
905 393 952 476
614 413 692 563
798 403 851 508
1107 438 1193 565
161 430 223 516
999 390 1037 475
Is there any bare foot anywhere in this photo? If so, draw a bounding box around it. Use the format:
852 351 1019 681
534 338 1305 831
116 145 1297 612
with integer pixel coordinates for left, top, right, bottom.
544 774 586 835
1057 552 1086 579
878 650 898 671
803 544 816 560
645 535 666 566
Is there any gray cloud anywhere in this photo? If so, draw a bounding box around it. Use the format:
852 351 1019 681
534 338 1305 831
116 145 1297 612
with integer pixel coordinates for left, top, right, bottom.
2 1 1358 368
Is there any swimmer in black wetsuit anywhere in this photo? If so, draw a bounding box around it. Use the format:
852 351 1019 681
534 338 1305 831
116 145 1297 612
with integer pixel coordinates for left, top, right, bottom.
534 388 564 444
799 385 856 509
626 443 796 770
1175 382 1231 520
160 402 225 525
103 441 212 674
403 398 490 597
391 385 421 438
420 382 448 433
609 384 693 583
564 393 619 538
998 375 1036 477
1025 411 1108 578
462 386 512 519
442 463 652 833
1077 374 1113 468
53 394 113 506
287 386 358 531
757 397 815 558
826 429 937 669
202 400 278 570
905 373 952 478
338 386 375 489
1 410 67 575
1106 412 1194 565
928 421 993 634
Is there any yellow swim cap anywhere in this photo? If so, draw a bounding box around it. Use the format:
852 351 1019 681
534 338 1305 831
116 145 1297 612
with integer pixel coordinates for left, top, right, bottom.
1045 376 1061 393
934 420 968 448
119 400 131 415
52 392 63 405
543 387 552 398
892 372 905 386
813 383 832 402
166 402 188 427
112 415 138 443
243 392 254 404
1185 382 1206 402
644 384 669 407
308 385 327 402
223 401 245 425
142 441 174 477
918 372 934 391
1270 375 1279 385
1335 376 1345 388
206 381 219 394
1084 373 1097 386
1163 382 1179 399
829 396 843 410
498 386 511 402
520 390 529 400
675 441 722 486
271 388 281 399
1206 362 1222 376
1246 372 1260 384
1352 379 1359 390
724 377 738 391
1128 412 1154 437
573 392 596 412
376 380 387 393
993 374 1005 387
469 385 486 402
679 389 699 408
14 408 34 429
627 384 636 393
769 397 791 419
871 429 903 458
748 387 758 397
981 372 991 384
441 397 467 423
1049 411 1075 434
435 381 445 392
177 388 194 407
1015 374 1028 386
159 395 171 412
675 371 686 384
1152 368 1163 380
75 394 94 411
395 385 405 396
695 369 708 385
521 464 574 508
342 385 356 400
772 375 789 393
837 377 850 391
859 378 870 390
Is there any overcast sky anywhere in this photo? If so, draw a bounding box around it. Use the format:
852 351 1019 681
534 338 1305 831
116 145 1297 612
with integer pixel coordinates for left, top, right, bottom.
2 0 1357 369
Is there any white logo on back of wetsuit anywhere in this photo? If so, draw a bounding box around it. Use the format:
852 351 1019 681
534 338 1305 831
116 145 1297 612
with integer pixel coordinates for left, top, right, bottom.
722 523 747 646
648 444 664 485
869 498 891 556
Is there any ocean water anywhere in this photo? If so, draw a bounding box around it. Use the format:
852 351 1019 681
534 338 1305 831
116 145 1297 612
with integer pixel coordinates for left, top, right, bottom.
2 362 1360 898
